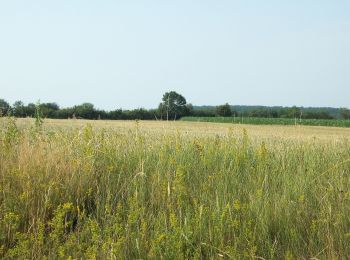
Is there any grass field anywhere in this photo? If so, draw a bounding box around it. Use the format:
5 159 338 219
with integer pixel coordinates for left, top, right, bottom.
181 116 350 128
1 118 350 259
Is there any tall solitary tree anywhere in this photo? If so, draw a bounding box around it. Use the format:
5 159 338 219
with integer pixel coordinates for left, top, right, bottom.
159 91 187 120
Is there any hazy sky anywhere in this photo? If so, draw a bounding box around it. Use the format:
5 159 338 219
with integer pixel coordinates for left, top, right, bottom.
1 1 349 110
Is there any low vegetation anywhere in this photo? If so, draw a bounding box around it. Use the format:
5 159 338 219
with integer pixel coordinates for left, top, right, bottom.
1 117 350 259
182 116 350 128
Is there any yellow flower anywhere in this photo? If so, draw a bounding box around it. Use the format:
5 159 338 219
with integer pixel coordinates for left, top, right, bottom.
256 189 263 198
298 195 305 203
233 199 241 211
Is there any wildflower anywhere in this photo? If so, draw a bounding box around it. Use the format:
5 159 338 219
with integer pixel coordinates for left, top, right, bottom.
233 199 241 211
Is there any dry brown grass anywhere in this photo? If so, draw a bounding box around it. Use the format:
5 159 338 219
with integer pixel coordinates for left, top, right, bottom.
1 117 350 259
14 118 350 142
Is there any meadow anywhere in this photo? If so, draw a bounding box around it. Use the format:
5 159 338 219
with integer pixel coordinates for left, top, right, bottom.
1 118 350 259
181 116 350 128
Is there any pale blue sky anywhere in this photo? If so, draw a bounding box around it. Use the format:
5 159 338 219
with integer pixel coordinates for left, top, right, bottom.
1 1 349 110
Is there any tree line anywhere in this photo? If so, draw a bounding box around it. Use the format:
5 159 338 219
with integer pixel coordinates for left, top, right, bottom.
1 91 349 120
0 92 192 120
196 104 350 120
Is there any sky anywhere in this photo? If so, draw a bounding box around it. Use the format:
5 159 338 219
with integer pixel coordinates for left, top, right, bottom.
0 1 349 110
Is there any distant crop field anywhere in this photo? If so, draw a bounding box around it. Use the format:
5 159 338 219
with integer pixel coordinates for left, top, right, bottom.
1 118 350 259
181 116 350 127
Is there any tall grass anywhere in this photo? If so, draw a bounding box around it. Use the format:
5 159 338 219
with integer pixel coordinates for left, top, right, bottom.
1 118 350 259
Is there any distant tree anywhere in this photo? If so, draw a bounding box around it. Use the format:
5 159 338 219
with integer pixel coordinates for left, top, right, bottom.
108 109 124 120
216 103 232 117
41 103 60 118
192 107 216 117
303 111 333 120
0 99 10 116
159 91 187 120
125 108 154 120
13 101 26 117
25 103 36 117
185 103 194 116
157 103 167 120
74 103 97 119
340 107 350 120
57 107 75 119
95 109 108 120
286 106 301 118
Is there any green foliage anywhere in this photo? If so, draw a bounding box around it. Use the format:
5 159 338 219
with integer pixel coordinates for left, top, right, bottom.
73 103 97 119
159 91 187 120
193 105 339 119
35 101 44 129
2 116 20 149
181 116 350 127
40 103 60 118
12 101 26 117
216 103 232 117
0 99 10 116
1 96 347 121
340 107 350 120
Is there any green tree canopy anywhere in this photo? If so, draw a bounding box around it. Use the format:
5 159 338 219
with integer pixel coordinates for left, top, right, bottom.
0 99 10 116
74 103 97 119
41 103 60 118
13 101 26 117
216 103 232 117
340 107 350 119
159 91 187 120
